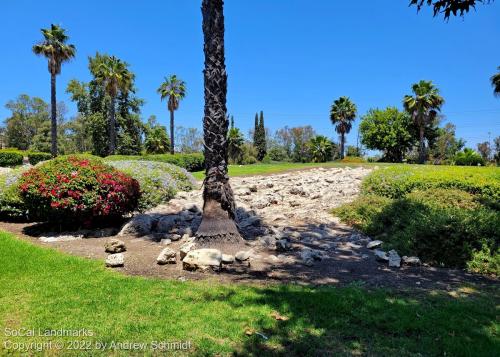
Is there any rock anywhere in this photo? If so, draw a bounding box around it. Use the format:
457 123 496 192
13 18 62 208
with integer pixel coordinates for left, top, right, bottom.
266 183 274 188
367 240 383 249
235 250 252 261
186 203 201 213
170 234 182 241
156 215 179 233
119 214 152 237
182 249 222 271
289 201 300 207
388 250 401 268
299 248 323 262
276 239 292 252
289 187 307 196
249 185 258 192
222 254 235 264
259 235 276 248
157 248 177 265
106 253 124 267
402 256 421 266
105 239 126 253
39 235 83 243
161 238 172 245
239 216 261 228
347 242 362 250
374 250 388 262
180 242 196 260
253 199 269 209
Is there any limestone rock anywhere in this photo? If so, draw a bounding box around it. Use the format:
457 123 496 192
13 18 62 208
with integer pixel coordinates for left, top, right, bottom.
105 239 126 253
388 250 401 268
402 256 421 266
119 214 152 237
157 248 177 265
235 250 251 261
374 250 388 262
182 249 222 271
367 240 383 249
106 253 124 267
180 242 196 260
222 254 235 264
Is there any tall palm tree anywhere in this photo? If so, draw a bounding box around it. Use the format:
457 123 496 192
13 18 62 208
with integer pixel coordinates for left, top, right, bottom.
491 66 500 97
403 80 444 164
93 54 134 155
330 96 357 159
196 0 241 244
157 75 186 154
33 24 75 157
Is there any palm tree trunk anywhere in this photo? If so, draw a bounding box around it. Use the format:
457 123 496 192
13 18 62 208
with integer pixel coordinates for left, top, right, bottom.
418 126 425 164
50 73 58 157
170 109 175 155
340 132 345 159
109 96 116 155
197 0 241 244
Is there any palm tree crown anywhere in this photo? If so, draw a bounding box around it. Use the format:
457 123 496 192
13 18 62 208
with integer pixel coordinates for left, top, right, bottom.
491 66 500 97
92 54 134 98
157 75 187 111
330 96 357 135
32 24 76 75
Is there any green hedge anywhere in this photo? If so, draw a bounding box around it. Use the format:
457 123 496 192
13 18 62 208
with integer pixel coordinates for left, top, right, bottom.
0 150 24 167
105 153 205 172
27 152 52 165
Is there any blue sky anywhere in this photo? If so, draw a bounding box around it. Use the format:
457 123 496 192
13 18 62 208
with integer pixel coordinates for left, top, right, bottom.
1 0 499 150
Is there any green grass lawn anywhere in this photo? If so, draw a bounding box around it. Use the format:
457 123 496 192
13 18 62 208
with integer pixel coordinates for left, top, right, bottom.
191 161 383 180
0 231 498 356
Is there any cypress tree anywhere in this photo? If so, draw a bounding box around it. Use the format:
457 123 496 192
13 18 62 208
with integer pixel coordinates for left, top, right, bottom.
257 111 267 160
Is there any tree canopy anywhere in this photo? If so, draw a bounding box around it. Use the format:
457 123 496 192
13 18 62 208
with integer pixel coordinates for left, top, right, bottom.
409 0 493 19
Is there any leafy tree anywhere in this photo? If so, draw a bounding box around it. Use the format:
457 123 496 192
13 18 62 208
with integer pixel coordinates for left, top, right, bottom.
145 125 170 154
359 107 415 162
330 96 357 159
32 24 76 157
227 118 245 164
175 126 204 153
477 141 491 161
308 135 333 163
454 148 485 166
430 123 465 164
346 145 362 158
197 0 241 243
494 136 500 164
403 80 444 164
491 66 500 97
274 126 293 158
92 54 134 155
291 126 316 162
157 75 187 154
409 0 493 19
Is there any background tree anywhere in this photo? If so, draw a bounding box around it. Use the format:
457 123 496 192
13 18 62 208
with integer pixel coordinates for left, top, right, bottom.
410 0 493 19
255 111 267 160
330 96 357 159
253 113 258 147
93 54 134 155
197 0 241 243
477 141 491 161
175 126 204 153
430 123 465 164
493 136 500 164
359 107 415 162
274 126 293 158
308 135 333 163
403 80 444 164
145 126 170 154
157 75 186 154
291 126 316 162
491 66 500 97
346 145 362 158
227 117 244 164
32 24 75 157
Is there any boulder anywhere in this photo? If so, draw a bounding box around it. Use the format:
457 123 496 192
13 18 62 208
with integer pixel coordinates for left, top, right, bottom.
276 239 292 252
119 214 153 237
222 254 235 264
402 256 421 266
180 242 196 260
299 248 323 262
105 239 126 253
374 250 388 262
367 240 383 249
183 249 222 271
235 250 252 261
157 248 177 265
106 253 124 267
388 250 401 268
170 234 182 241
239 216 261 228
156 215 180 233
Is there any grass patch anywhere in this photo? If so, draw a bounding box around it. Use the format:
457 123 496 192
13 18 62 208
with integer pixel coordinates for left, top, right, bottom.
0 231 498 356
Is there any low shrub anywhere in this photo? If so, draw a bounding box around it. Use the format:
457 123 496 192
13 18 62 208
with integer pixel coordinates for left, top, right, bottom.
27 152 52 165
454 148 485 166
108 160 196 211
106 153 204 172
19 155 140 226
363 165 500 201
267 147 289 162
0 168 28 219
334 188 499 275
340 156 366 163
0 150 24 167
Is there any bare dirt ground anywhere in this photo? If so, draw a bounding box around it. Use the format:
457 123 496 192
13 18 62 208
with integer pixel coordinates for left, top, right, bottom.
1 166 496 291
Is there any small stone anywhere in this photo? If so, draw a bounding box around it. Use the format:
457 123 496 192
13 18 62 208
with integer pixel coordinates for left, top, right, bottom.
249 185 258 192
266 183 274 188
180 242 196 259
289 201 300 207
105 239 126 253
235 250 251 261
367 240 383 249
347 242 362 250
170 234 182 241
276 239 292 252
157 248 177 265
161 238 172 245
402 256 421 266
374 249 388 262
39 235 83 243
388 250 401 268
106 253 124 267
222 254 235 264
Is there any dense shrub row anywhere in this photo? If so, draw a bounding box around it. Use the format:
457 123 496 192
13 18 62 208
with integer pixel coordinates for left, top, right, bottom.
0 168 27 219
334 166 500 275
0 150 24 167
108 160 196 211
19 156 140 226
27 152 52 165
105 153 204 172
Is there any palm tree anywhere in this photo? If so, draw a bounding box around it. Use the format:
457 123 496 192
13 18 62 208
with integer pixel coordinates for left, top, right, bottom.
92 54 134 155
330 96 357 159
196 0 241 244
403 80 444 164
491 66 500 97
308 135 333 163
157 75 186 154
33 24 75 157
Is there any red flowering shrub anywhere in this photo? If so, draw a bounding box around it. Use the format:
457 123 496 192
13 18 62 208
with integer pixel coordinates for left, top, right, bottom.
19 155 140 225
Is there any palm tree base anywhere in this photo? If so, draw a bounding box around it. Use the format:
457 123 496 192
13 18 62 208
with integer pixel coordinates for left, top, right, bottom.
196 198 242 245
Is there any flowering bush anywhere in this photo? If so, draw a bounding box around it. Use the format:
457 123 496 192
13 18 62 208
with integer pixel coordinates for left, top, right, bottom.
19 155 140 225
108 160 196 211
0 168 28 219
